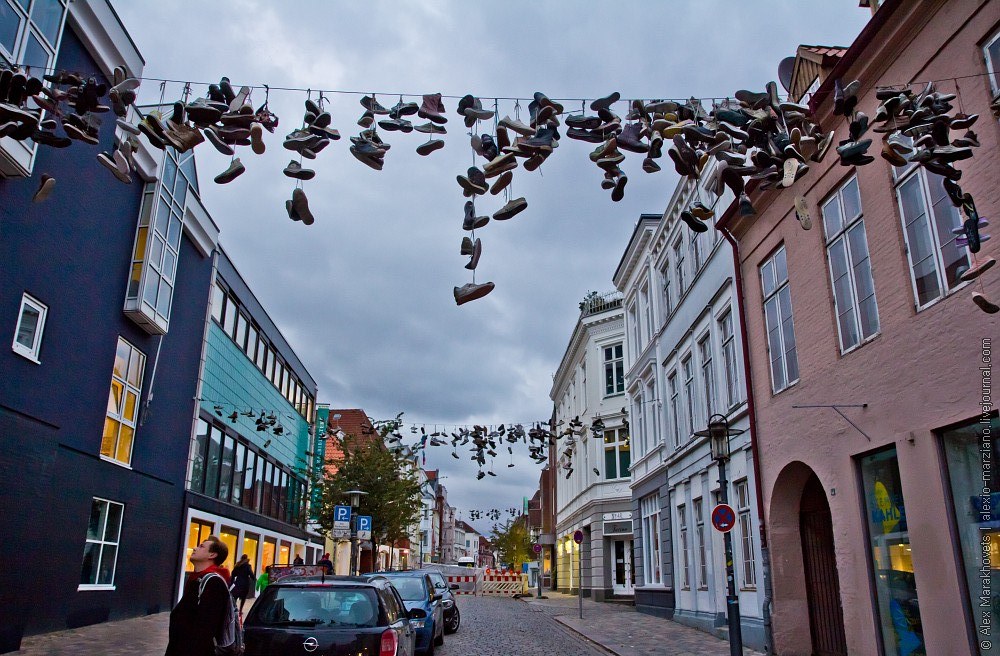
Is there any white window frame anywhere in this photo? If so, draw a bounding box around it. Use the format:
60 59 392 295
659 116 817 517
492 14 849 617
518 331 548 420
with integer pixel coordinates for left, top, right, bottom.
735 480 757 588
894 165 970 311
603 427 630 480
698 334 716 420
645 376 659 452
719 310 739 409
674 237 687 296
660 259 673 319
668 370 681 447
694 497 707 588
690 229 703 274
12 292 47 363
604 343 625 397
79 497 124 590
640 283 652 345
822 176 879 353
678 503 690 589
682 355 696 439
640 494 662 585
101 337 146 467
760 246 799 394
985 28 1000 98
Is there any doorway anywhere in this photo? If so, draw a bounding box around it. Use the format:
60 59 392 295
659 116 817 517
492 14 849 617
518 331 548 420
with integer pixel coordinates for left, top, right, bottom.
800 474 848 656
612 539 634 595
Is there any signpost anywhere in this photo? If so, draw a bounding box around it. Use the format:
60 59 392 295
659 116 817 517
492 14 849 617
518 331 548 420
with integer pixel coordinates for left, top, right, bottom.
357 515 372 540
573 530 584 619
533 543 543 598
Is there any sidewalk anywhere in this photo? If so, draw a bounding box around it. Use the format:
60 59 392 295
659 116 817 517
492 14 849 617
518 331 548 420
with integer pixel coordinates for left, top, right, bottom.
13 612 170 656
522 592 764 656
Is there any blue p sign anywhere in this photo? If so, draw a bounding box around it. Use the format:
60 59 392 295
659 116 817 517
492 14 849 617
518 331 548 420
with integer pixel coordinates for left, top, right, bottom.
357 516 372 532
334 505 351 525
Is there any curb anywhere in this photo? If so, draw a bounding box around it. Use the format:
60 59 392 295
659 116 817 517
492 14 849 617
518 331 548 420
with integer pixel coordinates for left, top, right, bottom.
551 615 622 656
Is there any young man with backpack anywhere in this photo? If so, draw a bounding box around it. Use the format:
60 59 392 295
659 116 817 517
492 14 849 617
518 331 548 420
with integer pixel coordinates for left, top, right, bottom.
165 535 243 656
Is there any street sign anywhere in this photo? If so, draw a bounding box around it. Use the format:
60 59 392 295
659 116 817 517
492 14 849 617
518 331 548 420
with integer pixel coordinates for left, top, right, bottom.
357 515 372 540
533 543 542 554
711 504 737 533
573 530 584 544
331 528 351 539
334 505 351 530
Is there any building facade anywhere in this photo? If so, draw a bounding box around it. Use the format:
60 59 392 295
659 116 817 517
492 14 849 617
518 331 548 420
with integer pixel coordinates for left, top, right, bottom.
551 290 633 600
723 1 1000 653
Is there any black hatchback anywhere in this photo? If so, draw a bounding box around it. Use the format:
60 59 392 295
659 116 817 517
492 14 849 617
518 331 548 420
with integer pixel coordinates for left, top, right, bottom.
244 576 417 656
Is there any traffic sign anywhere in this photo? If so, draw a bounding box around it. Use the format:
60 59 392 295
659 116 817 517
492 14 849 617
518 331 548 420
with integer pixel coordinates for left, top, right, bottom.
333 505 351 530
533 543 542 554
711 504 737 533
357 515 372 540
573 530 584 544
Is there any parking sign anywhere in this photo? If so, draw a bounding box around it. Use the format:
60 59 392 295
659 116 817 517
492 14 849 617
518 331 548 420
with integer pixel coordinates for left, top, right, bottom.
334 505 351 530
357 515 372 540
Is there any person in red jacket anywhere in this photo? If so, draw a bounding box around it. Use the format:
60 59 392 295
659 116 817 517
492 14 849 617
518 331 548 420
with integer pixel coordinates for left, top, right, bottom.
165 535 232 656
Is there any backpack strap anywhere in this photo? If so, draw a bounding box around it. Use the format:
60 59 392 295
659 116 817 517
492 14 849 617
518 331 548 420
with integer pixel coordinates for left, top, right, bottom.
197 572 225 603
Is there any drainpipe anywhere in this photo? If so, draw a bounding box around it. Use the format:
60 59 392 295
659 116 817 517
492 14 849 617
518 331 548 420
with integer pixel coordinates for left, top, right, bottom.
720 227 775 656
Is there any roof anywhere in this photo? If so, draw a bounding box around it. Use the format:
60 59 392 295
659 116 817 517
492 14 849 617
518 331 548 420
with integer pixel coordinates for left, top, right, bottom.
426 470 438 481
328 409 378 441
456 520 477 534
799 44 849 58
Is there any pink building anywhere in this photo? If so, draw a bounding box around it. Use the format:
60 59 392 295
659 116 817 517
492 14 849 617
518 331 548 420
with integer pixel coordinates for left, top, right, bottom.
721 0 1000 654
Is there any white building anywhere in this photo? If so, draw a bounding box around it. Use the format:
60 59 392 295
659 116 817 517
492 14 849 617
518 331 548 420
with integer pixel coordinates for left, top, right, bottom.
613 177 765 650
550 291 634 601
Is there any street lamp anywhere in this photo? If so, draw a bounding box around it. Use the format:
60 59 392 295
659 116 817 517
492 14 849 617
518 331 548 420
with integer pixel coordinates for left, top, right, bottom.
694 413 745 656
346 489 368 576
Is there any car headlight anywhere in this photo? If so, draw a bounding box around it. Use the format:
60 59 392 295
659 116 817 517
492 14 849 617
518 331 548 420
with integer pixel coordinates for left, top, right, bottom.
410 619 426 628
442 599 454 609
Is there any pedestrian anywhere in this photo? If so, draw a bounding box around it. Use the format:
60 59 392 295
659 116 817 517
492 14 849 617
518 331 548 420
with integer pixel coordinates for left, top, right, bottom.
317 552 334 574
256 565 271 596
165 535 232 656
230 554 255 614
293 554 304 565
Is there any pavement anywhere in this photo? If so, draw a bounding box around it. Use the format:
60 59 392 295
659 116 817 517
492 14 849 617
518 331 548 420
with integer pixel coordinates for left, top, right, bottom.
12 592 764 655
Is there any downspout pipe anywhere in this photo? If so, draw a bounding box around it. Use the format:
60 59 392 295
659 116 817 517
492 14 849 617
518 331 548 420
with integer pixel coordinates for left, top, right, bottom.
721 226 775 656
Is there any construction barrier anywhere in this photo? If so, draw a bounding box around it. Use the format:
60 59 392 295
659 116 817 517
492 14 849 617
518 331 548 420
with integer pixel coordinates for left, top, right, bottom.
445 574 478 595
480 572 525 596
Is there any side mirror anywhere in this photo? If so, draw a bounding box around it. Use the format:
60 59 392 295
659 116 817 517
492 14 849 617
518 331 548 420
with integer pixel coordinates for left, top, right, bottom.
407 608 423 620
432 593 443 602
449 584 459 590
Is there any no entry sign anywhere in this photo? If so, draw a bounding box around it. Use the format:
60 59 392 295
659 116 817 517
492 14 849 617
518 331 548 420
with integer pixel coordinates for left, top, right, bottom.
711 504 737 533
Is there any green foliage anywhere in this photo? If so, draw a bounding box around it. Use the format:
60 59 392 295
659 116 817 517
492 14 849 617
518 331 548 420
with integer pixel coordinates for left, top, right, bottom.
316 414 423 548
490 516 533 571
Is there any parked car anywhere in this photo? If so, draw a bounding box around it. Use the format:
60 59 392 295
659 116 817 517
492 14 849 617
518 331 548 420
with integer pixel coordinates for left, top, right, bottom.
243 576 417 656
374 572 445 655
424 571 461 634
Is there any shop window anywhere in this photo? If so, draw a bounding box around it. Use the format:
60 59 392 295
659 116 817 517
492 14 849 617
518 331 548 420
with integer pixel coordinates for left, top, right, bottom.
185 519 214 572
942 415 1000 655
219 526 239 572
243 532 260 571
100 337 145 466
262 537 277 571
79 497 123 588
860 447 926 655
640 494 661 585
11 292 46 362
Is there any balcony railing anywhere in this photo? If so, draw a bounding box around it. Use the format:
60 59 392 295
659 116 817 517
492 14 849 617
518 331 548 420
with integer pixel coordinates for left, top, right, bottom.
580 290 623 317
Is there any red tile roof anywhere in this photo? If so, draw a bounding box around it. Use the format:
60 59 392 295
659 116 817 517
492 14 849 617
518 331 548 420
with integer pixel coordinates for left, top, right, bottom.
800 44 849 58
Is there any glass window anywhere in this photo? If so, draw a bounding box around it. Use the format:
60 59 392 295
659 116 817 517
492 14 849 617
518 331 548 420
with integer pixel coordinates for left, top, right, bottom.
204 425 221 497
736 480 756 587
896 168 969 310
603 427 630 480
719 310 739 408
668 371 681 447
823 176 879 352
80 498 123 588
189 419 210 493
242 450 257 510
690 229 703 274
219 526 239 572
12 292 46 362
698 335 715 419
760 246 799 393
185 519 214 572
0 0 66 70
682 356 696 438
694 498 706 588
942 415 1000 656
211 283 225 324
660 260 673 317
223 294 237 336
243 532 260 571
641 494 661 585
678 503 690 589
674 237 687 295
262 537 277 570
101 338 145 465
235 312 248 351
246 324 258 361
231 441 245 507
604 344 624 396
985 29 1000 97
218 434 235 502
860 447 926 655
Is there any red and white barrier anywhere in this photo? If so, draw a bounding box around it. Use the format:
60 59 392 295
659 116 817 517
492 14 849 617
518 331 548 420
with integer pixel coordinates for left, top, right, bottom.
446 574 477 595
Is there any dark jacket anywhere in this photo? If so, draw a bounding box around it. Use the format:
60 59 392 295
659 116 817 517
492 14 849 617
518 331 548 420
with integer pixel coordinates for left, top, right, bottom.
317 558 334 574
165 566 231 656
231 562 255 598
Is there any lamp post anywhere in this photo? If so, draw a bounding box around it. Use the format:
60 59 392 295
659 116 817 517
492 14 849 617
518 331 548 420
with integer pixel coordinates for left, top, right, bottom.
695 414 745 656
346 489 368 576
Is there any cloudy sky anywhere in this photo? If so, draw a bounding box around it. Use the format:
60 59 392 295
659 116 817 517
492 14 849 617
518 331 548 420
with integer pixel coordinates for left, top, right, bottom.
113 0 870 535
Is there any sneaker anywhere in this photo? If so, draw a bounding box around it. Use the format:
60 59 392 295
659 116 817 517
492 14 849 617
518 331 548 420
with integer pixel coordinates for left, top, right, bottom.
454 281 495 305
357 110 374 128
250 122 266 154
460 236 475 256
735 89 769 110
462 200 489 231
642 157 661 173
360 95 389 115
498 115 534 137
465 238 482 270
214 158 245 184
691 201 714 220
611 175 628 202
204 126 235 155
590 91 620 113
464 97 494 122
292 187 314 225
960 256 996 282
493 197 527 221
880 138 907 167
680 209 708 233
617 123 648 153
415 139 444 156
286 199 301 222
483 152 517 177
457 167 488 196
97 151 130 184
283 160 315 180
31 173 55 202
349 145 384 170
973 292 1000 314
414 122 447 134
489 170 513 195
739 193 756 216
794 196 812 230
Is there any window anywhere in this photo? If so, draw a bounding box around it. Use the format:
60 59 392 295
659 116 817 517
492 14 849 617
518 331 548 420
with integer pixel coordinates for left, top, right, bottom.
674 237 687 295
690 229 703 274
698 335 715 420
123 150 194 334
660 260 673 317
719 311 739 408
985 29 1000 97
735 480 756 587
694 498 707 588
682 356 696 438
668 371 681 447
12 292 46 362
822 177 879 352
604 427 631 479
80 498 123 588
644 377 658 452
0 0 67 72
895 165 969 309
678 503 690 589
604 344 624 396
760 246 799 393
640 494 661 585
628 301 639 360
211 282 225 323
101 338 145 466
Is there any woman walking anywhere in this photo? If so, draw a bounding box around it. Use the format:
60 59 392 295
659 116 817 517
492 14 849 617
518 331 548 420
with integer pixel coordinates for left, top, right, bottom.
230 554 255 614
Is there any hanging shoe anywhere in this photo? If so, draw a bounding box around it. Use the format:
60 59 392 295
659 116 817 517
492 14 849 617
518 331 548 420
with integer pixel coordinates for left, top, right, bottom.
457 167 488 196
590 91 620 113
960 256 996 282
489 171 513 195
973 293 1000 314
415 139 444 156
460 236 475 256
360 95 389 115
283 160 315 180
454 281 495 305
794 196 812 230
292 187 314 225
417 93 448 124
414 121 446 134
214 158 245 184
680 209 708 233
611 175 628 202
465 238 482 270
204 126 235 155
250 122 266 154
462 200 489 231
493 197 527 221
31 174 55 202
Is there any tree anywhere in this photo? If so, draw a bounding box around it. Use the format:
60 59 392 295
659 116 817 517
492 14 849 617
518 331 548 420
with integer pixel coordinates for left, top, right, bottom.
316 416 423 569
490 516 533 571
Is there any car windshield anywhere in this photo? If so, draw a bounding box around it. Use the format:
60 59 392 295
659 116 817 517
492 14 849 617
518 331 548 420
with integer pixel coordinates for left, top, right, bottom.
253 587 380 627
386 576 427 601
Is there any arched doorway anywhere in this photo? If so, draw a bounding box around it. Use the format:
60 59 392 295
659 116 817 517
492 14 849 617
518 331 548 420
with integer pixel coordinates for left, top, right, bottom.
799 474 848 656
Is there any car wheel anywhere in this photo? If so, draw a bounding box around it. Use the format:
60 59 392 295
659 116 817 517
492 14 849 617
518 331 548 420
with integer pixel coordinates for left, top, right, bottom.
445 609 460 634
434 620 445 646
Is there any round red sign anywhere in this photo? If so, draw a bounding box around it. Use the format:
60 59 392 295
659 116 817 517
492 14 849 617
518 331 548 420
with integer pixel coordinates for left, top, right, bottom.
533 543 542 554
711 504 737 533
